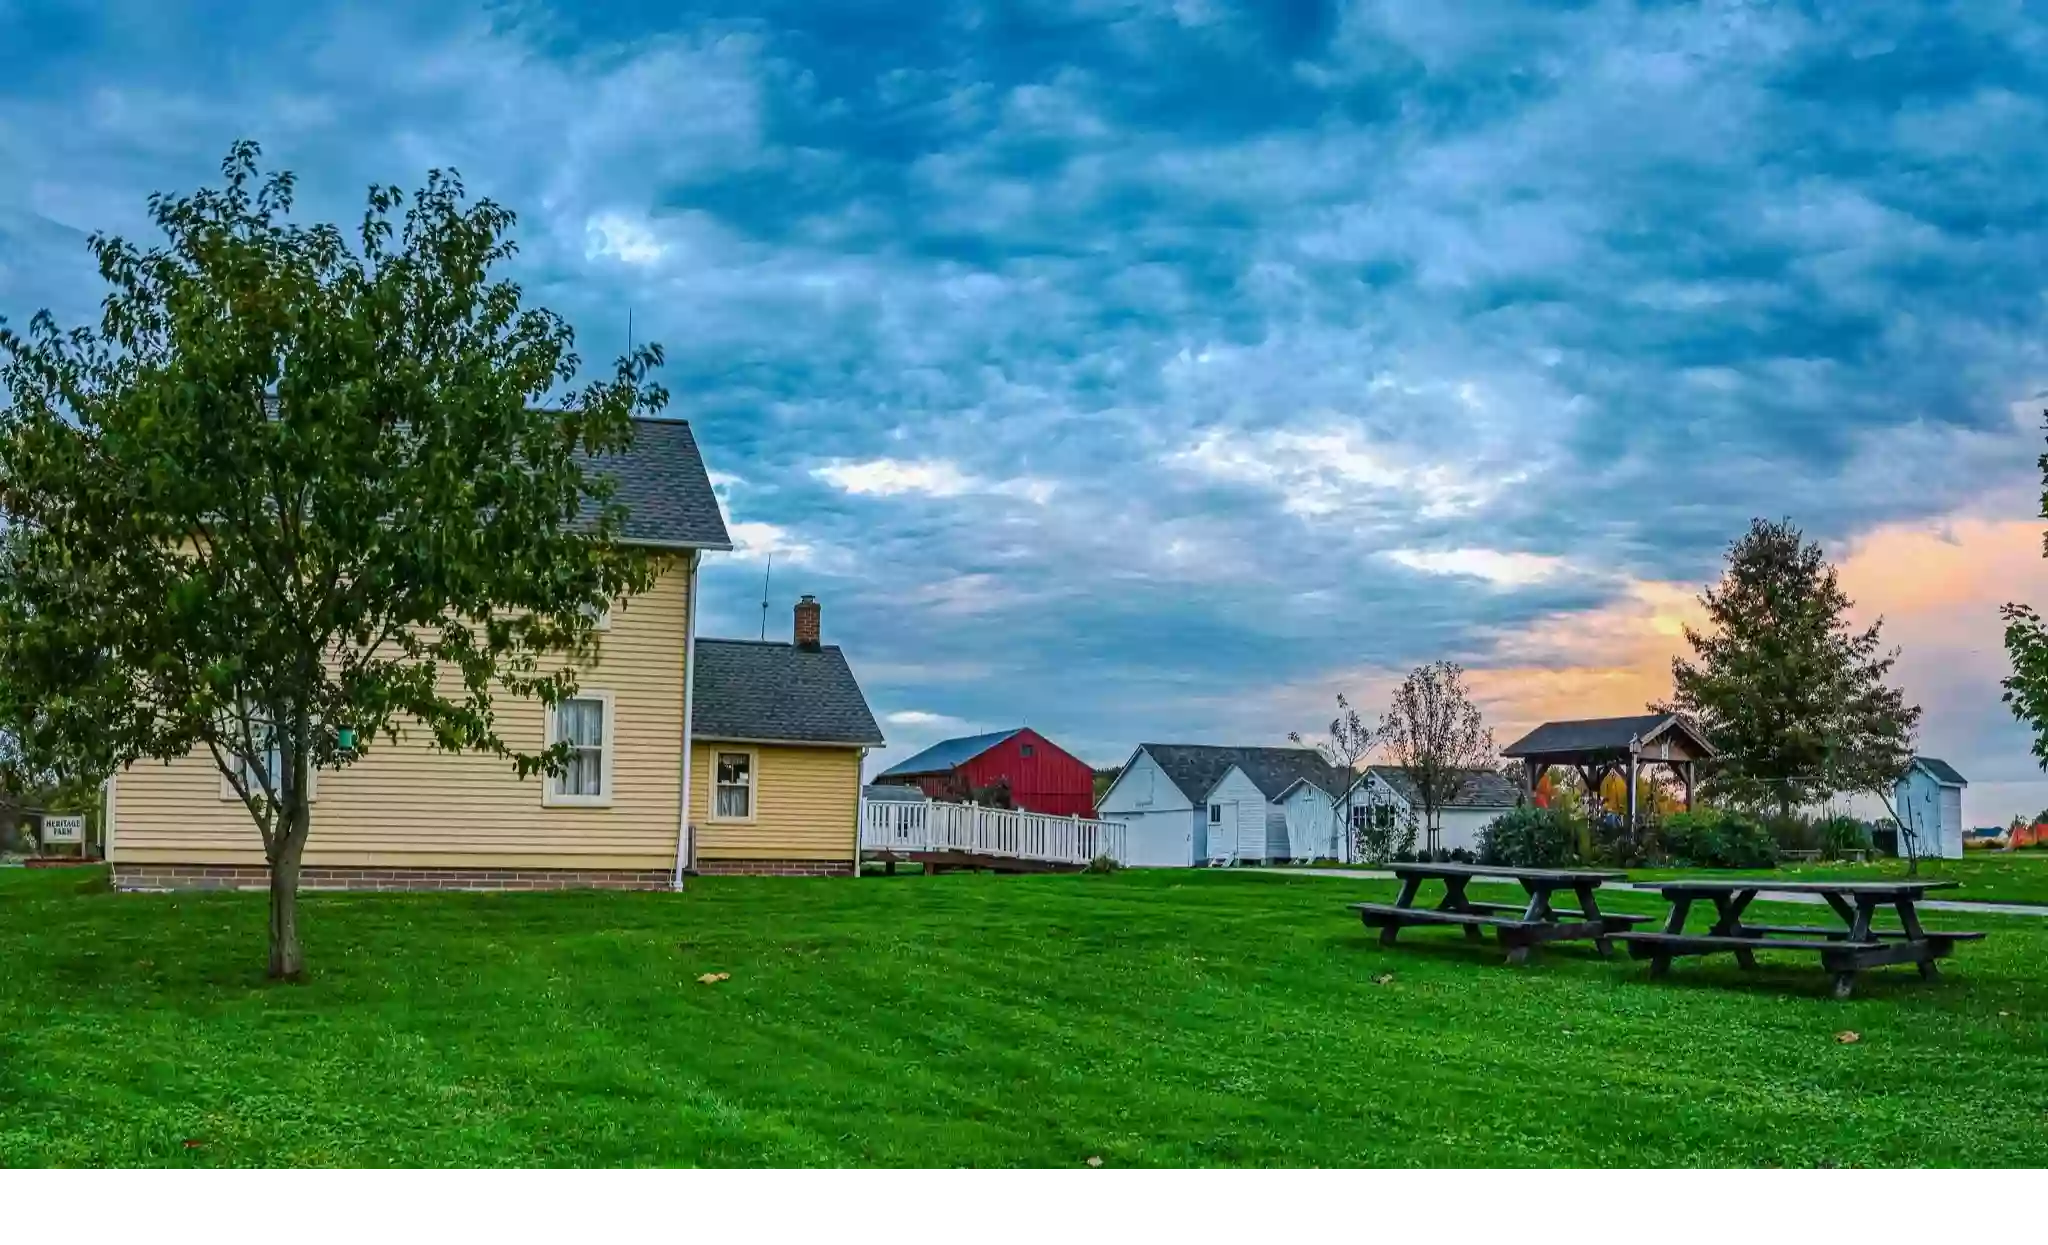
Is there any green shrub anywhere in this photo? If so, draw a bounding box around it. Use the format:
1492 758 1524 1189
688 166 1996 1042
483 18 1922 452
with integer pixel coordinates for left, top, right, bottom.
1085 854 1123 874
1477 805 1577 869
1816 814 1872 859
1656 809 1778 869
1762 812 1822 854
1353 804 1417 865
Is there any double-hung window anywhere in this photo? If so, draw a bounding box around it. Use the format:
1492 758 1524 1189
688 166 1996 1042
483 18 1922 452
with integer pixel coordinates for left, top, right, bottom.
714 751 754 820
218 712 317 803
545 691 614 807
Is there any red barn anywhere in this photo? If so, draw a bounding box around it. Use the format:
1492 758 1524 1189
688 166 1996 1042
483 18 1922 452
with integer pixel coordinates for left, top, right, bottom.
871 728 1096 817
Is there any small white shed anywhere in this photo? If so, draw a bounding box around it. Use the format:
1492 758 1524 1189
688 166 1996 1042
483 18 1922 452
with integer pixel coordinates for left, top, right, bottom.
1893 756 1967 860
1349 766 1521 857
1277 778 1348 862
1096 744 1352 867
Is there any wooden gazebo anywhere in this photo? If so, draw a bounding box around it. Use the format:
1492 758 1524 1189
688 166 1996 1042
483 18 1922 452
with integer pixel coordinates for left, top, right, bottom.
1500 713 1716 824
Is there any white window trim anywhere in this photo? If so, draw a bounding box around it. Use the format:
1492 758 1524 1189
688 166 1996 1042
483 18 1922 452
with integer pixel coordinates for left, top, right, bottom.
708 746 759 824
543 689 616 809
217 733 319 803
1208 803 1223 824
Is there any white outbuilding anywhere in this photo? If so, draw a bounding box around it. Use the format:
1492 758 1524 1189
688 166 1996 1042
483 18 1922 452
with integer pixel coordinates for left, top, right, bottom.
1346 766 1522 857
1893 756 1967 860
1095 744 1353 867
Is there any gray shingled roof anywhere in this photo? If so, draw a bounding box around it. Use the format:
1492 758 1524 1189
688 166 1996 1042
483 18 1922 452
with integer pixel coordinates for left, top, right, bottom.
1501 713 1710 757
578 418 732 550
1361 765 1521 809
1912 756 1967 786
862 784 927 803
1140 744 1353 804
691 638 884 746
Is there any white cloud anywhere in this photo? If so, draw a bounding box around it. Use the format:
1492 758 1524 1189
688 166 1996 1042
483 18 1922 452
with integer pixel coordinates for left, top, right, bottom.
585 212 667 265
884 709 968 728
813 457 1055 504
1384 547 1569 588
726 521 812 564
1171 425 1515 520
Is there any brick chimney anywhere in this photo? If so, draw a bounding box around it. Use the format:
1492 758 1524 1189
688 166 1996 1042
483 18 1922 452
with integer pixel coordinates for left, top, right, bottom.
794 594 821 650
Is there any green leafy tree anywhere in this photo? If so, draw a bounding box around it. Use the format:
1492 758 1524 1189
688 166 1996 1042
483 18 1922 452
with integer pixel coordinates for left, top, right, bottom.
0 143 659 978
1378 662 1494 857
1663 518 1920 834
2002 414 2048 773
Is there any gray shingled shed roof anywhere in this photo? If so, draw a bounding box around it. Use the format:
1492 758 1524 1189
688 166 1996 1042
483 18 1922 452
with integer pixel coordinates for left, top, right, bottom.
1911 756 1967 786
862 784 927 803
578 417 732 550
691 638 884 746
1140 744 1353 804
1360 766 1521 809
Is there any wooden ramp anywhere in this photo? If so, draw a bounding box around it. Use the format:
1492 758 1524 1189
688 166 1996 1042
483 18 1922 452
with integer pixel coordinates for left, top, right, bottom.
860 798 1127 874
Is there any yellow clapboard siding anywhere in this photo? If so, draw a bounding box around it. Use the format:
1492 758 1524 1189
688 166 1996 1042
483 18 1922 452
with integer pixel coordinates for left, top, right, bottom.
110 561 692 872
692 741 861 862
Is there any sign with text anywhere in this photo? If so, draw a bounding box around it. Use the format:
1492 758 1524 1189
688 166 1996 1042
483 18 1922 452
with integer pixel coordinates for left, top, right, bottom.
40 814 84 844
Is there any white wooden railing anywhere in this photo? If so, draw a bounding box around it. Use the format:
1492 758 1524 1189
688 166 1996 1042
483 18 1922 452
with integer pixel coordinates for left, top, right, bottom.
860 798 1127 868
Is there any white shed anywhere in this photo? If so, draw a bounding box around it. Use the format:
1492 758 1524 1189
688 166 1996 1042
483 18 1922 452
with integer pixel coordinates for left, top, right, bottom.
1095 744 1352 867
1349 766 1521 857
1893 756 1967 860
1095 746 1204 866
1277 778 1348 862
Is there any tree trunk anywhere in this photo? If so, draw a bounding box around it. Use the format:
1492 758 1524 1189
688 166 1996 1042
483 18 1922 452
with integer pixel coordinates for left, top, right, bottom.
267 817 308 981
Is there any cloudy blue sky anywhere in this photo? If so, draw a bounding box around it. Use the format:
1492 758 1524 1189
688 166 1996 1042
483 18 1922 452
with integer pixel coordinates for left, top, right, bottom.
7 0 2048 817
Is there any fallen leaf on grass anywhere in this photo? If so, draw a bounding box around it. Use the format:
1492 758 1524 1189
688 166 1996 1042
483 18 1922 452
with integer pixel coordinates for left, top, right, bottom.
182 1139 205 1149
1834 1031 1860 1044
1371 973 1394 986
1084 1156 1103 1168
696 972 731 985
1999 1011 2011 1017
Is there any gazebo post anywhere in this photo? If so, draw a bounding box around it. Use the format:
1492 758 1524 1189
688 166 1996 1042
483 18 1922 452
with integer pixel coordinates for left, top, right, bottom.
1682 760 1695 811
1626 752 1638 828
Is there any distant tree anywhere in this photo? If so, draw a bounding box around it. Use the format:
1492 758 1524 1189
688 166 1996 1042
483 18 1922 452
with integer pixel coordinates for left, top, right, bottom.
2002 413 2048 770
0 722 99 853
1662 518 1920 823
1829 654 1923 873
1291 692 1378 860
1598 771 1681 819
0 143 658 978
1379 662 1495 857
1092 767 1120 805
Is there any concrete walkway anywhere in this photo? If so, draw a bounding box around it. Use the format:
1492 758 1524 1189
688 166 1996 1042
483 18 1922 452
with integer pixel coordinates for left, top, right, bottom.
1255 866 2048 918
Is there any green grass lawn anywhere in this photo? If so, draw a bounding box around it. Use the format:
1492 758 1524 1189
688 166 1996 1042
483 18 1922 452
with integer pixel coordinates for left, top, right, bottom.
3 864 2045 1167
1628 853 2048 906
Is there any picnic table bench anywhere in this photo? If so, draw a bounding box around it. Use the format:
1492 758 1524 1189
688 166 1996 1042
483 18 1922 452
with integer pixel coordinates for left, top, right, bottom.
1614 879 1985 998
1349 862 1650 965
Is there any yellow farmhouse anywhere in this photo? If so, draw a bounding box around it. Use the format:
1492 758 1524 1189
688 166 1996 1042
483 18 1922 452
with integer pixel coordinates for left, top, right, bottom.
105 418 886 891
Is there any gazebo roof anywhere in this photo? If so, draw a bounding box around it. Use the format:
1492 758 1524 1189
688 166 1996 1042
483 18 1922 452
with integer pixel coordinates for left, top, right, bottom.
1501 713 1715 760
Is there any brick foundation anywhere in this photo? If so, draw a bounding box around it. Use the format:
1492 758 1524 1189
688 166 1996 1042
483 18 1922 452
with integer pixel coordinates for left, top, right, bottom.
111 864 675 892
692 858 855 877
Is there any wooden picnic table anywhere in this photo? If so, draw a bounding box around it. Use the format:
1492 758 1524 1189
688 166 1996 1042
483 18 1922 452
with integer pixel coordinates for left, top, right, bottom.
1349 862 1650 965
1613 878 1986 998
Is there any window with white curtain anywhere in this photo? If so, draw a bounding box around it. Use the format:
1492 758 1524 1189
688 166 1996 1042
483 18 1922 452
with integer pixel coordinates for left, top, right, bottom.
715 751 754 819
546 692 612 806
217 711 317 803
